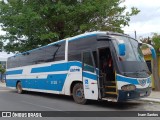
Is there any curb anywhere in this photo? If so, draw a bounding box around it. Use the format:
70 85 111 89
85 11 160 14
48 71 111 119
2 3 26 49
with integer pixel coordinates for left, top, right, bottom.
0 83 6 87
140 98 160 103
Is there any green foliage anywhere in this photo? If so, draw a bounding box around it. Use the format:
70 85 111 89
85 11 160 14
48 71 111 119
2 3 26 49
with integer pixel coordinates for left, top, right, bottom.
141 33 160 55
0 64 5 74
0 0 140 53
140 37 152 49
152 33 160 55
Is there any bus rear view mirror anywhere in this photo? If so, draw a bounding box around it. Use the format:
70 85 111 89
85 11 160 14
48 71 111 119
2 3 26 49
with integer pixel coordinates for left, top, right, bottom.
150 48 156 59
142 43 156 59
118 43 126 56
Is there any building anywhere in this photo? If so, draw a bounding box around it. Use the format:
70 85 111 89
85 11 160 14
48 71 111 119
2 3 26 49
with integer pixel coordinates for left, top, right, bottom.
0 51 14 82
0 57 7 69
0 52 14 69
142 48 160 89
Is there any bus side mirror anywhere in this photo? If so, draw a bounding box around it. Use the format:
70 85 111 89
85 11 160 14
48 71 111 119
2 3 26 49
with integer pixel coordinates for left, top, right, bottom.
142 43 156 59
118 43 126 56
150 48 156 59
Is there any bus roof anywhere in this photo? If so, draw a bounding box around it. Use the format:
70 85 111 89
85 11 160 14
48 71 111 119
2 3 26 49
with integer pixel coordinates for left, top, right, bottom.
8 31 129 58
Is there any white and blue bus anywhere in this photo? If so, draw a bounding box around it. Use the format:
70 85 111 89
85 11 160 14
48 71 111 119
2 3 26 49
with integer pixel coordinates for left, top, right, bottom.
6 31 156 104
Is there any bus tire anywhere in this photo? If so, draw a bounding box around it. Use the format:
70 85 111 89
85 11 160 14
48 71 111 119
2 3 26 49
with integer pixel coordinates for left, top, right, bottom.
72 83 87 104
16 82 23 94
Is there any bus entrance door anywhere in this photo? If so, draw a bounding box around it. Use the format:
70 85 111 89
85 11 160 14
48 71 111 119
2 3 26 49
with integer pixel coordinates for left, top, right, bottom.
82 50 99 100
98 47 117 101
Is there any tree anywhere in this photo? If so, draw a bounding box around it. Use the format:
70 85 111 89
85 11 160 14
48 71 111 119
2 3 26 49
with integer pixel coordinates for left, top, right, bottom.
0 0 140 53
0 64 5 74
152 33 160 55
152 33 160 90
0 64 6 83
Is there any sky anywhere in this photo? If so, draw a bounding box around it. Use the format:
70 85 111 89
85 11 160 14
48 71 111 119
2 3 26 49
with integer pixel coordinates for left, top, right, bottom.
122 0 160 38
0 27 14 58
0 0 160 58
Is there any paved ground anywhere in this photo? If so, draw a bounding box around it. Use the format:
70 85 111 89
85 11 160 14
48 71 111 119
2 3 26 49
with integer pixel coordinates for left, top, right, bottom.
149 91 160 98
1 87 159 111
0 86 160 120
1 82 160 103
141 91 160 102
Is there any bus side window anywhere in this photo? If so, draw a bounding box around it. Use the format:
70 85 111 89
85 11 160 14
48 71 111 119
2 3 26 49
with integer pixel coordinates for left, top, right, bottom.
83 51 95 73
45 42 65 62
92 51 98 68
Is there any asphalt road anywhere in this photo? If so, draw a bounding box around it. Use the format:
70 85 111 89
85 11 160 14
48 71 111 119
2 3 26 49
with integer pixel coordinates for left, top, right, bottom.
0 87 160 120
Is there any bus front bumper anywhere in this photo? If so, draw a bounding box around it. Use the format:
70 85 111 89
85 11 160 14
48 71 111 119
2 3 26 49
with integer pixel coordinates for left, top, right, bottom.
117 87 152 102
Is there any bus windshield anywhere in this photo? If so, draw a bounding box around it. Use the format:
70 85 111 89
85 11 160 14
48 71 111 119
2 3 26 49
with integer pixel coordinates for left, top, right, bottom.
112 35 151 78
112 35 145 62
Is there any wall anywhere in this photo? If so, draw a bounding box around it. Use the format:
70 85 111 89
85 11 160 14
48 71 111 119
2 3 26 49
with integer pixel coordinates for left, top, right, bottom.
158 56 160 78
144 55 155 89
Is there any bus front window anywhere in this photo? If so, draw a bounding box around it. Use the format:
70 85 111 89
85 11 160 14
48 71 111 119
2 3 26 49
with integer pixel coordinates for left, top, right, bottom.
112 35 151 78
112 36 145 62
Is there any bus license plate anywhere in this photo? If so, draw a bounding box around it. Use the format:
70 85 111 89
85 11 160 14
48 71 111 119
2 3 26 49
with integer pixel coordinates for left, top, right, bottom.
140 93 145 96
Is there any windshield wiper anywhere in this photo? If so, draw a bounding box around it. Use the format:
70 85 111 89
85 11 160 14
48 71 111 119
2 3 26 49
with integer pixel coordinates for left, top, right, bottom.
135 69 151 76
140 69 151 75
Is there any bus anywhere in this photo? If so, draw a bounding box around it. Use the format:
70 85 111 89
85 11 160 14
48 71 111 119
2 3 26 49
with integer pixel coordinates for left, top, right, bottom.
6 31 156 104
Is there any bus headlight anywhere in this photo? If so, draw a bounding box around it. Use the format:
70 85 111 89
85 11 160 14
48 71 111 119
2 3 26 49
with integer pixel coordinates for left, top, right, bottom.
121 84 136 91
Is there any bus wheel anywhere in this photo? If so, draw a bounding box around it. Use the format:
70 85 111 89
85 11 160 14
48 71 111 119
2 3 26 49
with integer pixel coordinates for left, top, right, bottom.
16 82 23 94
72 83 87 104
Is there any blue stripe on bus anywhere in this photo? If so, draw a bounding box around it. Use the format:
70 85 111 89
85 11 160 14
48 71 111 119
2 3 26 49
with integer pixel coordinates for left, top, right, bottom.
6 69 23 75
6 74 67 91
31 61 82 73
31 63 68 73
116 75 139 85
5 79 17 87
6 71 97 90
83 72 97 80
68 61 82 67
147 77 151 83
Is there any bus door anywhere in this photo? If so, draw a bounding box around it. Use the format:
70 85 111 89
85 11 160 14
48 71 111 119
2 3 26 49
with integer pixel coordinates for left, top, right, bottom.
82 50 99 100
98 47 117 100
